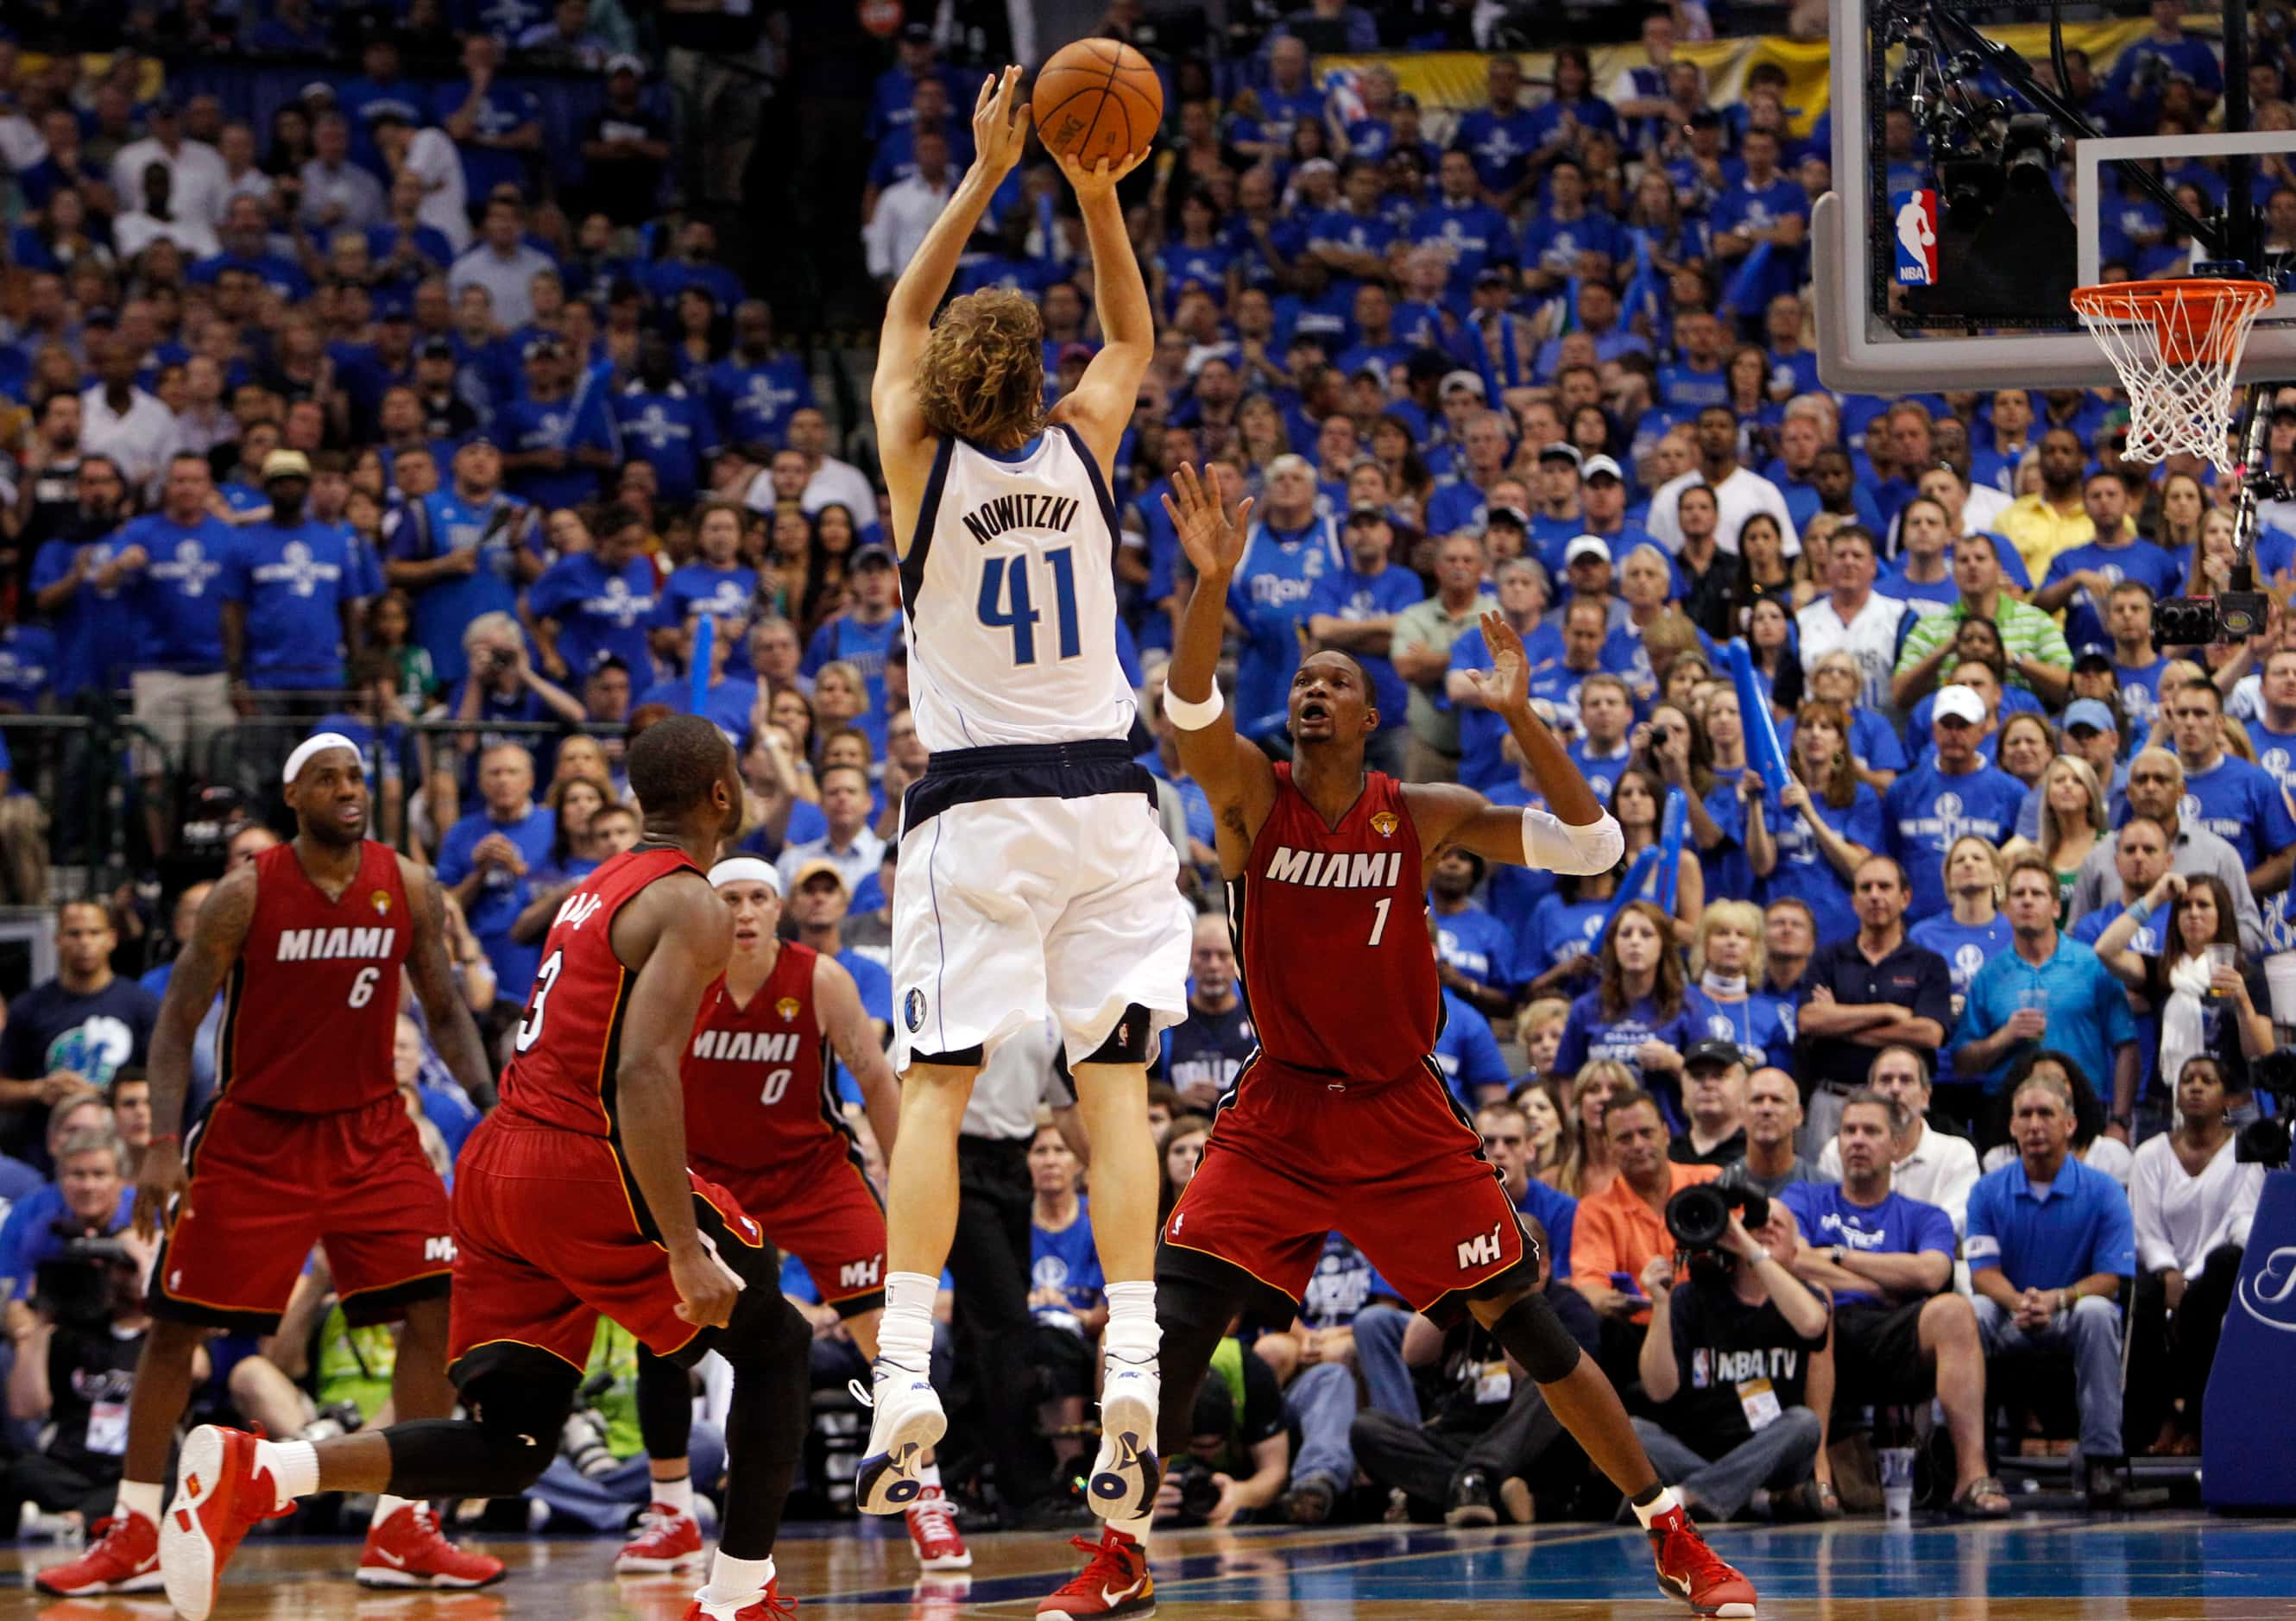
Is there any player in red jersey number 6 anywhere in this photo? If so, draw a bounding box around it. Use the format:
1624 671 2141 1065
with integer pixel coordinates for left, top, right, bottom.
1036 464 1760 1621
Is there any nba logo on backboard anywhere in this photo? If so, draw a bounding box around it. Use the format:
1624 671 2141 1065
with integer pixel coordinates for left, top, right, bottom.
1892 189 1939 286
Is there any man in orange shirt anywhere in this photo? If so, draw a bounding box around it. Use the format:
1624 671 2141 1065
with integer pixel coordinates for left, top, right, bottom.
1570 1088 1721 1372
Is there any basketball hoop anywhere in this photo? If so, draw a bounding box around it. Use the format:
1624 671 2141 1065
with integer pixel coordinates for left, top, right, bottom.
2071 278 2279 472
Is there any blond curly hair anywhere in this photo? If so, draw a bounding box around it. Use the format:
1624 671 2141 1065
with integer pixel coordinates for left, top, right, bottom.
917 288 1047 451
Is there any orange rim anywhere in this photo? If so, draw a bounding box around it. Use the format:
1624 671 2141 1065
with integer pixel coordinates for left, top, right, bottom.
2072 278 2278 366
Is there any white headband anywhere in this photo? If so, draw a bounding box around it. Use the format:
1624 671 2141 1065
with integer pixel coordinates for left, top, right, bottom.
709 857 779 894
281 732 361 784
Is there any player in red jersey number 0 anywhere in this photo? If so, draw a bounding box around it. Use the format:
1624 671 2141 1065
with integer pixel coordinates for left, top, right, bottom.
1036 465 1761 1621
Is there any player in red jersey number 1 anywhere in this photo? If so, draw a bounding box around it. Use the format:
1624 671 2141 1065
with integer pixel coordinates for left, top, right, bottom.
37 735 501 1602
1037 466 1760 1621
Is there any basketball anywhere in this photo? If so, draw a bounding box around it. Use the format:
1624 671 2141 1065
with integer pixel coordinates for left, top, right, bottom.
1031 39 1163 168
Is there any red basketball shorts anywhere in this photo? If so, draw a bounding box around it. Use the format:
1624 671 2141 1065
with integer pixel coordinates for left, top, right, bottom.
445 1118 775 1384
150 1093 452 1333
1158 1054 1536 1328
696 1145 887 1316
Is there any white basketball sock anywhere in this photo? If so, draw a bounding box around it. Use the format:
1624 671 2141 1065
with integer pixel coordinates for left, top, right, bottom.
653 1474 694 1516
1103 1280 1160 1364
117 1479 162 1526
370 1493 416 1529
878 1271 938 1368
1631 1485 1683 1528
700 1550 774 1610
267 1440 319 1509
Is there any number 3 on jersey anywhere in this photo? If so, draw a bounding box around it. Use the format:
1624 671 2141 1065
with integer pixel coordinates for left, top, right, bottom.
515 949 565 1053
977 547 1081 665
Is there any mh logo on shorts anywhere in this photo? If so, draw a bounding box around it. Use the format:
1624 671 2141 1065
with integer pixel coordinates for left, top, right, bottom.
841 1258 884 1290
1456 1222 1504 1270
425 1236 457 1263
903 987 925 1033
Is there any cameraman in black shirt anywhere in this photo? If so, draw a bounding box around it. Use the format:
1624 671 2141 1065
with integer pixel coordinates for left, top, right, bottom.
1634 1190 1835 1521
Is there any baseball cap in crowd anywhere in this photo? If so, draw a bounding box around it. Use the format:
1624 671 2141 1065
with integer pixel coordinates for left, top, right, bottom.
1439 369 1486 399
2063 699 2118 735
1393 91 1419 110
2071 648 2116 676
1537 442 1583 467
1473 268 1512 291
523 336 565 361
900 21 935 43
606 53 645 79
262 450 312 483
300 81 337 105
1933 684 1986 725
1564 535 1612 565
1583 454 1624 483
1347 505 1388 527
1353 360 1389 386
1405 349 1450 385
1683 1038 1745 1072
853 543 897 571
792 858 847 892
1486 505 1530 532
1057 342 1094 367
418 336 456 362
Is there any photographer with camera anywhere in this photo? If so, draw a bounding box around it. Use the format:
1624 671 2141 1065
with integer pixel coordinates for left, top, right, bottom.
1151 1341 1291 1529
1634 1179 1834 1522
0 1093 124 1315
1 1130 188 1532
1782 1090 2009 1517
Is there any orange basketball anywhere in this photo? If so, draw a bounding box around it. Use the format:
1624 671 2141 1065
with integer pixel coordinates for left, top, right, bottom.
1031 39 1164 168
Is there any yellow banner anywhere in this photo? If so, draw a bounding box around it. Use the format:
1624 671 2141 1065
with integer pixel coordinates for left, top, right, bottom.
1321 18 2164 142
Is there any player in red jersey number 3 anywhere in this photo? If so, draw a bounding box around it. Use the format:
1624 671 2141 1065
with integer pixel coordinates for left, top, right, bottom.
1038 466 1761 1621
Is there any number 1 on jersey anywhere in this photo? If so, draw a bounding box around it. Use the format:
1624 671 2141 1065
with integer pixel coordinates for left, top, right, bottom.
978 547 1082 666
1367 896 1391 945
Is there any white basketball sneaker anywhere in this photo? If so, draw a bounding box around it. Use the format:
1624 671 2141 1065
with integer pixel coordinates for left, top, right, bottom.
854 1358 947 1515
1088 1354 1162 1521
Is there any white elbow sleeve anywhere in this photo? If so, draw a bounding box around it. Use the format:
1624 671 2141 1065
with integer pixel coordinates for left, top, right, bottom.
1524 808 1624 875
1164 682 1226 731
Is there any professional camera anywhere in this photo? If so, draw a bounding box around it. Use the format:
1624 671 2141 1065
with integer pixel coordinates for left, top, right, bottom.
2236 1049 2296 1170
1163 1454 1225 1521
33 1228 135 1328
1665 1183 1770 1253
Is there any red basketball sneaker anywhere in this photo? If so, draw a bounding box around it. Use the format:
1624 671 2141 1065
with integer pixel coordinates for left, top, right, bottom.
1648 1503 1758 1618
159 1425 296 1621
616 1504 706 1573
1038 1526 1155 1620
32 1511 163 1595
905 1490 972 1571
682 1580 797 1621
358 1501 506 1589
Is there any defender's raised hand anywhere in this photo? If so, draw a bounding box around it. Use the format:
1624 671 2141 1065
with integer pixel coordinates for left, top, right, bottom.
1163 461 1252 577
1467 609 1531 716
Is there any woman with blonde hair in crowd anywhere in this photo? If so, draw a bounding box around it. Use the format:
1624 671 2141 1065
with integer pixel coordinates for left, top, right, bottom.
1555 1058 1634 1196
1687 900 1792 1072
1910 834 2013 1019
2004 753 2105 917
1519 997 1571 1078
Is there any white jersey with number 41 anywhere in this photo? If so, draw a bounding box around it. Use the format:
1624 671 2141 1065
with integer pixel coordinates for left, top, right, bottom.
900 424 1139 753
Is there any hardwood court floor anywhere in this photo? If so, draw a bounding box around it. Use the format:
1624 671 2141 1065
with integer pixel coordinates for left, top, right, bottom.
8 1512 2296 1618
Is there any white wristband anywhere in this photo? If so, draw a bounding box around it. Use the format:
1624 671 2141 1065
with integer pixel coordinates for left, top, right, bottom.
1164 681 1226 730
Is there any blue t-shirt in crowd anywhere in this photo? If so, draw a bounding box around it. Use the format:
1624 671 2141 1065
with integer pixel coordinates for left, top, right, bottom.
1434 900 1517 1000
435 804 557 1000
1778 1183 1957 1307
495 388 618 514
1300 1231 1403 1328
1031 1194 1104 1317
1964 1153 2136 1290
531 552 659 684
2040 537 2185 655
122 512 239 673
708 353 815 450
223 519 370 690
388 487 537 684
2173 754 2296 870
1553 989 1698 1124
611 381 713 502
1909 911 2016 1012
801 613 901 747
1883 759 2027 923
1736 780 1884 946
1228 518 1342 738
1303 562 1418 733
1514 1176 1579 1283
1517 892 1608 988
1433 989 1511 1107
1681 987 1795 1075
657 563 760 667
0 1184 135 1300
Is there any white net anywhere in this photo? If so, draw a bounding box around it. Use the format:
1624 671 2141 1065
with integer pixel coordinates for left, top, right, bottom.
2072 280 2278 473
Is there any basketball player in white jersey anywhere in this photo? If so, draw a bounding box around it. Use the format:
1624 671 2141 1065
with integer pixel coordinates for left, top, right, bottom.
857 67 1188 1523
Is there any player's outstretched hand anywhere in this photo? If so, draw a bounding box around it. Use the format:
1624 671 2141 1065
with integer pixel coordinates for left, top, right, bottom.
1164 461 1251 578
1057 146 1152 202
1467 609 1531 717
670 1243 739 1330
971 66 1032 183
131 1138 186 1245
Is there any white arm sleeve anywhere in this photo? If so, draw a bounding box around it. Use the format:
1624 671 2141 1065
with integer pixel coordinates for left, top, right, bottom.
1524 808 1624 875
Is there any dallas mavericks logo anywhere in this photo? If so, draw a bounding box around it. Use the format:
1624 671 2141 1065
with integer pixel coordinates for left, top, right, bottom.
2265 748 2293 791
1953 943 1986 987
155 539 222 597
1707 1015 1735 1043
2179 793 2204 826
1935 792 1964 822
1776 1004 1795 1043
903 987 925 1033
47 1016 136 1088
2236 1246 2296 1334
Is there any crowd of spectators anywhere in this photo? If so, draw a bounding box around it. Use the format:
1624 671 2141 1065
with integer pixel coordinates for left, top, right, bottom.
0 0 2286 1550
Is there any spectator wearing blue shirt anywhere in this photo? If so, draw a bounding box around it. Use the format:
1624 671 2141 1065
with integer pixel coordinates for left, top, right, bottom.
2104 3 2224 129
114 454 240 823
221 451 371 703
1964 1071 2136 1499
1519 160 1620 293
2161 678 2296 879
438 742 556 1000
2033 474 2182 654
800 550 903 747
383 438 542 686
1883 686 2027 924
655 501 760 672
1309 160 1401 300
1428 848 1518 1022
710 301 815 452
1743 706 1886 949
29 461 140 703
641 609 760 752
1229 458 1344 740
1303 507 1420 777
1450 54 1542 201
3 1123 136 1309
1909 835 2017 1019
1410 152 1515 303
1448 560 1565 792
437 34 541 199
531 505 657 688
1708 131 1807 311
1952 857 2138 1121
613 335 714 506
1779 1090 2009 1517
1432 988 1512 1113
495 337 617 514
1553 902 1698 1124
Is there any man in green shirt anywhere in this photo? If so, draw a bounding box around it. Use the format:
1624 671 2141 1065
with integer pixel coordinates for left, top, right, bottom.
1891 533 2071 712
